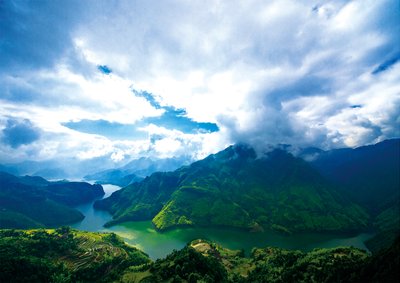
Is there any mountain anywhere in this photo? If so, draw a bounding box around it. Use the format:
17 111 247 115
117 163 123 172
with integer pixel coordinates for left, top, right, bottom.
309 139 399 213
309 139 400 251
84 169 144 187
0 172 104 229
95 144 368 233
1 229 398 283
0 160 67 179
84 156 190 186
0 155 130 180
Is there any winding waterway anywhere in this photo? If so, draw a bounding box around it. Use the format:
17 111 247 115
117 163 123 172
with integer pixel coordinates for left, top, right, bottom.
71 184 374 260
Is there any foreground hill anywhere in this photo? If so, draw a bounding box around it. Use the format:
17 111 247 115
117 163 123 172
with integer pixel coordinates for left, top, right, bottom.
0 228 149 283
95 145 368 233
0 172 104 229
1 229 398 282
142 238 400 283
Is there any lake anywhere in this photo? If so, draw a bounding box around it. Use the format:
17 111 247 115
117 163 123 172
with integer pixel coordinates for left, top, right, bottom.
71 184 374 260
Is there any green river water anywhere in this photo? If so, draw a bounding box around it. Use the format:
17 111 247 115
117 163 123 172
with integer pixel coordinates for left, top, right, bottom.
71 184 374 259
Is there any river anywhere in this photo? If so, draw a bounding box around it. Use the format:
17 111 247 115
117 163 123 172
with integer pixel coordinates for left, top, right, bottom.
71 184 374 260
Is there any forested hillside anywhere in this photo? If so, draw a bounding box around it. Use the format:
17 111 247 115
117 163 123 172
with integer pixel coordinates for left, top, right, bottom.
0 172 104 229
95 145 368 233
1 229 398 282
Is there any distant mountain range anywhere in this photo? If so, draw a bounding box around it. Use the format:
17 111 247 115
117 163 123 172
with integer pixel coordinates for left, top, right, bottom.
95 144 372 233
84 156 190 187
0 172 104 229
0 155 191 182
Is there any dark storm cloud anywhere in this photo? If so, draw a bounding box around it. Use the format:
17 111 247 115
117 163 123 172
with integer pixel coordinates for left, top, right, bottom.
1 118 41 148
0 0 86 74
263 75 333 110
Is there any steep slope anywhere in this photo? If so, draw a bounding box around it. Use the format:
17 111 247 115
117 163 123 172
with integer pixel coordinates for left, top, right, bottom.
95 145 368 233
310 139 400 251
310 139 399 213
0 172 104 228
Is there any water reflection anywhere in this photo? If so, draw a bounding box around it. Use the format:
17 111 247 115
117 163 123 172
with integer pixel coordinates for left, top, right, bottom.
71 184 374 260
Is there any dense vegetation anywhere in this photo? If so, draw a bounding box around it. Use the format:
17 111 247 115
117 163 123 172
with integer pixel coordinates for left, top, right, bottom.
95 144 368 233
1 139 398 282
1 230 398 282
0 228 149 283
310 139 400 251
120 238 400 283
0 172 104 229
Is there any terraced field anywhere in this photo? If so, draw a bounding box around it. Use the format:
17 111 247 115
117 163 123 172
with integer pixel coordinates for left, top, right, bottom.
66 233 126 268
0 228 150 283
1 229 398 282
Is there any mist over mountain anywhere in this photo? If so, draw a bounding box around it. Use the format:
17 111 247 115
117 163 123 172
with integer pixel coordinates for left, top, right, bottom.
1 0 399 281
0 158 114 180
95 143 369 233
84 156 191 186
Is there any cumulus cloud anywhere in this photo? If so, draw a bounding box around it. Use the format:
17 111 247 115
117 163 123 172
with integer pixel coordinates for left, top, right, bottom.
0 0 399 168
75 0 399 147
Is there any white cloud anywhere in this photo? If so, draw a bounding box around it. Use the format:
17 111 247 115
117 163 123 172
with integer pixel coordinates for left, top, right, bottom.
0 0 399 168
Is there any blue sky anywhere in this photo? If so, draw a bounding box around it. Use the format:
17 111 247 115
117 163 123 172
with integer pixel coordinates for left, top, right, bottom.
0 0 399 166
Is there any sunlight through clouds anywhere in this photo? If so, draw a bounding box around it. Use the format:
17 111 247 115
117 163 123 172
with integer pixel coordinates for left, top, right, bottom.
0 0 398 169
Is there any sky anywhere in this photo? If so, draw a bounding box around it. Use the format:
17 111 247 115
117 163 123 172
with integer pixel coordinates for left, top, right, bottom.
0 0 399 168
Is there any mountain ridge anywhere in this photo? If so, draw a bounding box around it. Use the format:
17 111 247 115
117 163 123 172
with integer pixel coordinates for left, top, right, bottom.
95 144 369 233
0 172 104 229
84 156 190 187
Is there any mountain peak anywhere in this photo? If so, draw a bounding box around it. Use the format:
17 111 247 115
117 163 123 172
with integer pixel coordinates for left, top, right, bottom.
95 143 368 233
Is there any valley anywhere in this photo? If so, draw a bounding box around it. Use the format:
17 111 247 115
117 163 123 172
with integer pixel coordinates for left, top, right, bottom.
71 187 374 259
1 139 399 281
3 2 399 280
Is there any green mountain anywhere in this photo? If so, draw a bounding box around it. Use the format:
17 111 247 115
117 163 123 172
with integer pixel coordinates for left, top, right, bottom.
310 139 400 251
95 145 368 233
310 139 399 214
1 229 398 283
0 172 104 229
